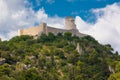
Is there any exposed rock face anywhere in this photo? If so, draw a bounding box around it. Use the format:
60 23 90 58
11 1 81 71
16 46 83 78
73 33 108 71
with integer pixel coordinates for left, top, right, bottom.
0 58 5 65
108 65 115 74
76 43 83 55
18 17 86 38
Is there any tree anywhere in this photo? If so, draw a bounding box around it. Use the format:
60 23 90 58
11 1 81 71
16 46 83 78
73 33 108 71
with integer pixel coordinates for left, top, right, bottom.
47 32 55 42
108 72 120 80
64 44 76 53
24 68 42 80
64 32 72 41
37 33 48 43
0 63 11 76
10 35 33 43
115 61 120 72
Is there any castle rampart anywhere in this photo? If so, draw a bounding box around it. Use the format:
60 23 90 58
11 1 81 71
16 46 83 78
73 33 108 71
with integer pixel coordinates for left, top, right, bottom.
46 26 67 35
18 17 86 38
18 23 46 36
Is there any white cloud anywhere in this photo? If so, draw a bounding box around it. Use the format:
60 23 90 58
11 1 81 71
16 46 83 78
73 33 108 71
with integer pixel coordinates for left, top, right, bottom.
0 0 63 40
75 16 91 31
75 2 120 53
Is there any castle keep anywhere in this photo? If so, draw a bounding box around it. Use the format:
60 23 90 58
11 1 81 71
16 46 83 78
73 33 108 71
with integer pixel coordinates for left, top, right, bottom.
18 17 86 38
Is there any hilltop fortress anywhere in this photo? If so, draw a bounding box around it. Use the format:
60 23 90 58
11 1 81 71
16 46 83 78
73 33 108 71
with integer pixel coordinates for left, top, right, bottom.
18 17 86 38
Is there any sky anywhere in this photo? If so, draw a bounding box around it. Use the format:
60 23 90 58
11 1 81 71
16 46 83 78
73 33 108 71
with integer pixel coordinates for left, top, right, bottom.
0 0 120 53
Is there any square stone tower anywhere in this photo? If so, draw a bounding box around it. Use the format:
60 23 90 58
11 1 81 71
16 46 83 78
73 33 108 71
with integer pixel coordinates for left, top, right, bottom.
65 16 76 30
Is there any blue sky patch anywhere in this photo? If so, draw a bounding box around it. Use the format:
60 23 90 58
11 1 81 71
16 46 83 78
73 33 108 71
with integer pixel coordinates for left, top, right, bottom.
28 0 120 22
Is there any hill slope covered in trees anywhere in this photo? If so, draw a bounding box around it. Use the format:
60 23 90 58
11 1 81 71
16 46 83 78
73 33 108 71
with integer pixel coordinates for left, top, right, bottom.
0 32 120 80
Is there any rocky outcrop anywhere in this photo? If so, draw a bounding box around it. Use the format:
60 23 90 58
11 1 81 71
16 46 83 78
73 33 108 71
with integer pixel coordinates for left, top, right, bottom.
0 58 5 65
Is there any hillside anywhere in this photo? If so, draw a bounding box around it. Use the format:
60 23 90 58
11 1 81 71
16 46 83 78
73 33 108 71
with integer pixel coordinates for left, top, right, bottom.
0 32 120 80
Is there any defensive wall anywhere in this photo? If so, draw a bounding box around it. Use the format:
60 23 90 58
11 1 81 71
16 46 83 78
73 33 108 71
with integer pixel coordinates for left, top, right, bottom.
18 17 86 38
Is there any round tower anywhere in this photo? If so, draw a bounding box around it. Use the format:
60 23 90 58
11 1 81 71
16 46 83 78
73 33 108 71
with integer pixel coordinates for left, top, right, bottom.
65 17 76 30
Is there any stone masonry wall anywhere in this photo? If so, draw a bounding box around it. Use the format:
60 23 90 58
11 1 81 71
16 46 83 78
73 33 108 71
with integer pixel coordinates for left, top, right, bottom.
46 26 67 35
18 17 86 38
18 23 46 36
18 24 86 38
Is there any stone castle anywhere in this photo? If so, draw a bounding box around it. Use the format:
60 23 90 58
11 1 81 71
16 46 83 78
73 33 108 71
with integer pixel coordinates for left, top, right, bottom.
18 17 86 38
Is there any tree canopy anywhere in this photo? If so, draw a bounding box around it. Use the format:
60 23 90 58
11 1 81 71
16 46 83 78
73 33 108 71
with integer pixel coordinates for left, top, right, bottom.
0 32 119 80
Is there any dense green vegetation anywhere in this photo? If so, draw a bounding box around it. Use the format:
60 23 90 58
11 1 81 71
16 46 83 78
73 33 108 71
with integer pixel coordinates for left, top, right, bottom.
0 32 120 80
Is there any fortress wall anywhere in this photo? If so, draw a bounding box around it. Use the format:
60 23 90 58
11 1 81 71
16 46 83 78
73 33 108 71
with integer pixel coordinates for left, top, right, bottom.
18 29 23 36
64 29 86 37
46 26 67 35
18 25 86 37
18 17 87 38
22 26 43 36
46 26 86 37
18 23 47 36
76 32 87 37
